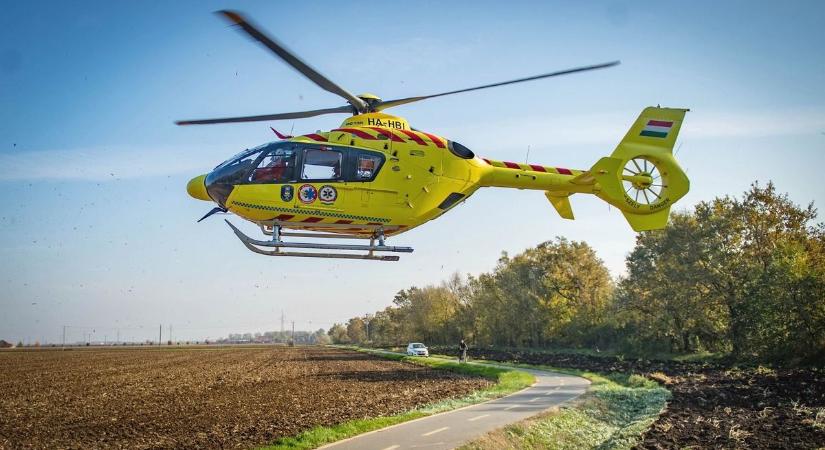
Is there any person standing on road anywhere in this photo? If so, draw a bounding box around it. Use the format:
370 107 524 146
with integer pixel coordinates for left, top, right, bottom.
459 339 468 363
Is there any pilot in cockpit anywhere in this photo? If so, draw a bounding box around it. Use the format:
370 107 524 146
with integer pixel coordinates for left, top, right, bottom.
252 151 292 182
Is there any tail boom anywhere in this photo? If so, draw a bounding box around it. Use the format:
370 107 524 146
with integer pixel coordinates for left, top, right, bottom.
477 106 690 231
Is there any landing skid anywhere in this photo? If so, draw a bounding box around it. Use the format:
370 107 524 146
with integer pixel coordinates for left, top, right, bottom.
224 220 414 261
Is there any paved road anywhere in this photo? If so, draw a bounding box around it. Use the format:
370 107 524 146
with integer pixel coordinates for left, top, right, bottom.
320 358 590 450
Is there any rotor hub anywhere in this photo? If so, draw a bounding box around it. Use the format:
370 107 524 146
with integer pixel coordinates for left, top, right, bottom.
622 157 665 205
355 93 383 113
630 172 653 190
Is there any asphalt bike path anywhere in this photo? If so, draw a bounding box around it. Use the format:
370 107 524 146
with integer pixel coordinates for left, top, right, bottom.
320 352 590 450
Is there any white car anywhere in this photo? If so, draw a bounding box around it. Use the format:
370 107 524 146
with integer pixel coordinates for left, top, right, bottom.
406 342 429 357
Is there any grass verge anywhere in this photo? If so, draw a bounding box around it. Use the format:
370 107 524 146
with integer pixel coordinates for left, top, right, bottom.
457 362 670 450
260 346 534 450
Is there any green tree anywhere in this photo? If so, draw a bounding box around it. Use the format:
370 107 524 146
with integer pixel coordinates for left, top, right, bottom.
475 239 612 347
617 182 824 361
346 317 367 344
312 328 331 345
368 308 402 347
343 181 823 363
695 182 823 359
327 323 349 344
616 212 727 354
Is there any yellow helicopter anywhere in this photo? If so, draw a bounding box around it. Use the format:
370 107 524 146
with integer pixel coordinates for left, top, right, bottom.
181 11 690 261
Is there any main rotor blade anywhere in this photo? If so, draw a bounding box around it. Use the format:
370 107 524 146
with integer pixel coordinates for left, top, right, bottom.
374 61 620 111
176 105 353 126
217 10 368 113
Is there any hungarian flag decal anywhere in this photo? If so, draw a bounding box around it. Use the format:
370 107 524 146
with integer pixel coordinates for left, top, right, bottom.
640 119 673 138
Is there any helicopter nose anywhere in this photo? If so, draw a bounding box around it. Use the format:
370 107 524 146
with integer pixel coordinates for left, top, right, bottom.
187 174 211 201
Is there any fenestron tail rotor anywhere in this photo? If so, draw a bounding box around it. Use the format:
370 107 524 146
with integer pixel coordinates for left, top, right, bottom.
622 157 664 206
175 11 620 126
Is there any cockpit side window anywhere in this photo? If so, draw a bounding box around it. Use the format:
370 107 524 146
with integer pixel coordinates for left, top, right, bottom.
248 148 296 183
301 148 343 180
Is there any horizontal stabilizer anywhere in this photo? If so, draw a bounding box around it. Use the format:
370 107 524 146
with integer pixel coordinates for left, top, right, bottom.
545 192 574 220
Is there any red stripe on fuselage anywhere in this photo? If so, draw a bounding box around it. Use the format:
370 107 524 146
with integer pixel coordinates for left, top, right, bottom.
333 128 377 140
367 127 404 142
420 132 446 148
275 214 295 221
556 167 573 175
398 129 427 145
529 164 547 172
304 133 328 142
302 217 324 223
503 161 521 169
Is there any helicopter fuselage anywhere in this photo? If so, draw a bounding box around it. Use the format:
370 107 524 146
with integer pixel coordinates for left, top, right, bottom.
179 10 688 260
187 112 587 236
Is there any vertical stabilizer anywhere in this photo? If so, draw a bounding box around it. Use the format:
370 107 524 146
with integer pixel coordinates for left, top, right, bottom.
591 106 690 231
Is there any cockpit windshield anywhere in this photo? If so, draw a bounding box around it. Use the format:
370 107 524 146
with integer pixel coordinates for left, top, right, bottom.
213 142 271 171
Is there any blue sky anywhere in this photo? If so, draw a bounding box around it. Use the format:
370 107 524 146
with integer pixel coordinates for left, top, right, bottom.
2 1 823 344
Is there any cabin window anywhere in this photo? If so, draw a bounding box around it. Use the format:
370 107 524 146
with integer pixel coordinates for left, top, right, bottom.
301 148 343 180
356 155 381 180
248 148 296 183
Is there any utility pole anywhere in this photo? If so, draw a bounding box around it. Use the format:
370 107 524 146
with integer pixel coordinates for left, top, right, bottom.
280 310 285 334
158 324 162 345
291 321 295 343
116 329 120 345
62 326 66 351
365 315 370 342
169 324 172 344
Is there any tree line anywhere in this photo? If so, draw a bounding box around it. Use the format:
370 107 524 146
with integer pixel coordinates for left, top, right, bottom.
328 183 824 363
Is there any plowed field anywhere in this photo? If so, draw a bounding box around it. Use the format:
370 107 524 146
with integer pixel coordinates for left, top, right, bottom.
0 346 491 449
430 346 824 449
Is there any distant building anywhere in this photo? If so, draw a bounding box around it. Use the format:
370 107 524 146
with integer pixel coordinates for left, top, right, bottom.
0 340 13 348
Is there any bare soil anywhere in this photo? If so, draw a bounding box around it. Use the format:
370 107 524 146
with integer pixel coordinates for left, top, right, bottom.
430 346 825 449
0 346 491 449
